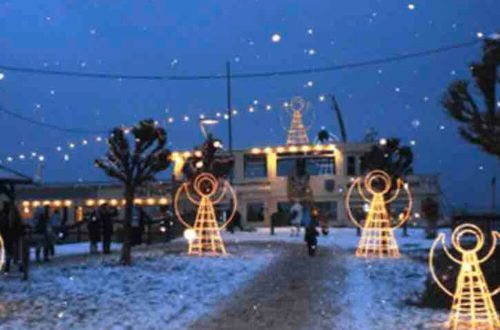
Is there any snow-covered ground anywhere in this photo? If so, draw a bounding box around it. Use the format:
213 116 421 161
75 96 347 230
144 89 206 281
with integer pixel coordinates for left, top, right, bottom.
0 242 277 330
222 226 451 251
0 227 450 329
339 256 447 329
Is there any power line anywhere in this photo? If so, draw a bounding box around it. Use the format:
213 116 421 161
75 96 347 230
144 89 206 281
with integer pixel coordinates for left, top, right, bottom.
0 104 107 134
0 39 480 81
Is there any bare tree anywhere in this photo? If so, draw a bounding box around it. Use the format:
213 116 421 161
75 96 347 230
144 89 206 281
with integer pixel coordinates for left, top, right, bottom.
442 37 500 157
95 119 171 265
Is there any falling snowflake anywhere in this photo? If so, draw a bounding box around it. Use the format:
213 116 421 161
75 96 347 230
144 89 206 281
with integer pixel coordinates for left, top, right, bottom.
271 33 281 43
407 4 415 10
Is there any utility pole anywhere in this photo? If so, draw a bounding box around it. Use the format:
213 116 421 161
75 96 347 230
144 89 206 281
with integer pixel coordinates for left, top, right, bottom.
330 95 347 143
226 61 233 154
492 176 497 212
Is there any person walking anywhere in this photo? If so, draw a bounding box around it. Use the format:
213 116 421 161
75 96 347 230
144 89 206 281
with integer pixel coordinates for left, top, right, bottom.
47 208 61 257
87 208 101 254
30 207 50 262
100 204 117 254
304 221 319 257
289 202 303 237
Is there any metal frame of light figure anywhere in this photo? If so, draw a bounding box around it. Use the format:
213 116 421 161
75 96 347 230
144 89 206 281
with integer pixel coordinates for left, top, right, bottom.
0 234 4 269
174 173 237 256
429 224 500 329
345 170 412 258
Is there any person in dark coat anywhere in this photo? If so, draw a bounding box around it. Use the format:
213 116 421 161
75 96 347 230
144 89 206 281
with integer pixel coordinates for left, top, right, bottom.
99 203 118 254
87 208 101 254
131 207 144 246
0 202 23 271
227 210 243 233
304 222 319 257
30 206 50 262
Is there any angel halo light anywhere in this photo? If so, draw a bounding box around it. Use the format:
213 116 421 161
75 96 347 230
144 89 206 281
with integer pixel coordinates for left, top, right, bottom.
174 172 237 256
346 169 412 258
429 223 499 329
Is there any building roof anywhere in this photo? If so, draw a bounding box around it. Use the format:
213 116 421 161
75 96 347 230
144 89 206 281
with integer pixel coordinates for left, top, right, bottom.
0 165 33 185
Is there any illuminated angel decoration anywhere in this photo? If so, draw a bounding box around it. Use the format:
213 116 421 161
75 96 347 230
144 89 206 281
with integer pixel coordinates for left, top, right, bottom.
174 172 237 256
345 170 412 258
281 96 313 146
429 224 499 329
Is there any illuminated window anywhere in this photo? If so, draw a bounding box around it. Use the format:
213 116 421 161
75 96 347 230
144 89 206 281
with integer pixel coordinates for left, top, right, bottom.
308 157 335 175
277 157 335 176
244 155 267 178
347 156 357 176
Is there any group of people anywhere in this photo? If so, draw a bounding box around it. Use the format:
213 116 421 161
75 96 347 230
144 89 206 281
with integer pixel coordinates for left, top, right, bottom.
87 203 118 254
30 206 62 262
0 202 64 270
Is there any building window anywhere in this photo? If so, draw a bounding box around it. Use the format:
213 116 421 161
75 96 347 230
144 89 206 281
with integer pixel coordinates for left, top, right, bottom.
277 202 292 213
246 202 264 222
347 156 357 176
277 157 336 177
244 155 267 178
360 156 368 174
314 201 338 221
308 157 335 175
277 158 296 177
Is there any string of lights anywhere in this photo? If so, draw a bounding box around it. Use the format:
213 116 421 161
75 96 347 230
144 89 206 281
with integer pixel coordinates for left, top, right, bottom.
0 92 331 165
1 38 480 166
0 104 108 134
0 39 480 81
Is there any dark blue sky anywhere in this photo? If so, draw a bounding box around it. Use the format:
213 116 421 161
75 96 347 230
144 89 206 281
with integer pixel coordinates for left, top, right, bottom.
0 0 498 210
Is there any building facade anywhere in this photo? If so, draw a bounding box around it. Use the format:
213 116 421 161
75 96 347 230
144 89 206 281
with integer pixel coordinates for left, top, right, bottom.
16 141 441 228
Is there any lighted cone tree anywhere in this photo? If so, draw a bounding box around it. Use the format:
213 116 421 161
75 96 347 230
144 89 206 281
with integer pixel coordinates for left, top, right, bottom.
429 224 500 330
345 170 412 258
286 97 310 145
174 172 237 256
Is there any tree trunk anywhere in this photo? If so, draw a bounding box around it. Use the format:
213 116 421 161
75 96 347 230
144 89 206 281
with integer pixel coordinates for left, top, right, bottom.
121 185 134 265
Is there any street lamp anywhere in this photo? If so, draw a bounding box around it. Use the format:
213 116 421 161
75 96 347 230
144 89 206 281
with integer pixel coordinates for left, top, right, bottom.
199 118 219 138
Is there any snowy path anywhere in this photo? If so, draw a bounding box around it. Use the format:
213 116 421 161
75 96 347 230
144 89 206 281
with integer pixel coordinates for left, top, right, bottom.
189 242 348 330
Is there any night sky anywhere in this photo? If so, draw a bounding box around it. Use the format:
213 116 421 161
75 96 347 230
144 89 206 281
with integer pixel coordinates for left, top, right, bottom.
0 0 498 210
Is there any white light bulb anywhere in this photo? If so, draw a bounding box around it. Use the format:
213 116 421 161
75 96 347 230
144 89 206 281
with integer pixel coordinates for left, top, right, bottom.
271 33 281 43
